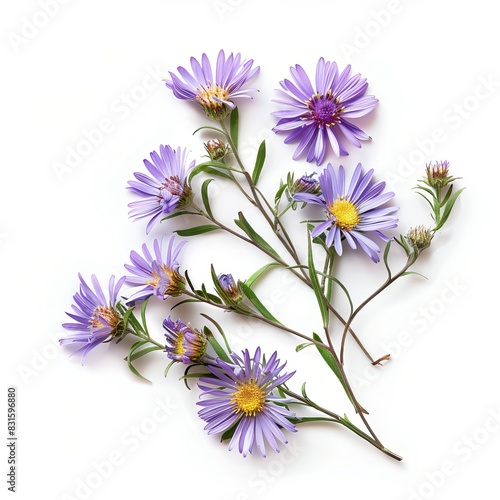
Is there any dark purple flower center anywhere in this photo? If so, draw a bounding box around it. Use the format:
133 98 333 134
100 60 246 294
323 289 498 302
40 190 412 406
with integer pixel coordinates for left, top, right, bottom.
306 91 344 128
161 175 183 197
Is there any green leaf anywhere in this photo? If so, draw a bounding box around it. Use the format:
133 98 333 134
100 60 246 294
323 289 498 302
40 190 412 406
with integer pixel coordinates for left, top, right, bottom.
252 140 266 185
240 282 282 324
245 262 281 288
435 187 465 231
201 179 214 219
229 107 239 148
307 235 329 327
200 312 233 355
401 271 428 279
188 162 235 183
204 326 232 363
312 332 355 408
274 182 288 205
295 342 314 352
234 212 281 260
129 345 163 362
126 340 153 383
383 240 393 279
175 225 220 237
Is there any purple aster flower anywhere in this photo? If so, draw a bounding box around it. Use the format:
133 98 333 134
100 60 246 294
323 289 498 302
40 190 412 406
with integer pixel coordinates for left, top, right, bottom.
294 163 398 262
127 145 194 234
60 274 126 364
217 273 243 304
197 347 297 457
165 49 260 119
273 58 378 165
163 316 207 364
124 236 186 303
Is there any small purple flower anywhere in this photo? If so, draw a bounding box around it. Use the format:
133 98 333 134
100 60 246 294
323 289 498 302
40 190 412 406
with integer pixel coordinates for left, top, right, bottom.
163 316 207 364
290 173 321 196
127 145 194 234
217 273 243 304
273 58 378 165
60 274 126 364
197 347 297 457
294 163 398 262
165 50 260 119
124 236 186 303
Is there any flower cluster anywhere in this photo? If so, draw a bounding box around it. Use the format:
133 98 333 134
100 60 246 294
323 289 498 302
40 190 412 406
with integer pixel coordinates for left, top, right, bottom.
60 50 463 461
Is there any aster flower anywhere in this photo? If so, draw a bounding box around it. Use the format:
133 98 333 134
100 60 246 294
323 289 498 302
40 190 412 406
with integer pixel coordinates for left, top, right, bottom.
273 58 378 165
163 316 207 364
197 347 297 457
217 273 243 304
124 236 186 303
60 274 126 364
128 145 194 234
165 49 260 119
424 160 457 189
294 163 398 262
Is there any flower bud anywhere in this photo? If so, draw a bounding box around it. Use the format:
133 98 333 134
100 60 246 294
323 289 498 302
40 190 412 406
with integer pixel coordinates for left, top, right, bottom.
406 225 433 252
289 173 321 196
204 139 228 161
425 160 452 188
218 273 244 304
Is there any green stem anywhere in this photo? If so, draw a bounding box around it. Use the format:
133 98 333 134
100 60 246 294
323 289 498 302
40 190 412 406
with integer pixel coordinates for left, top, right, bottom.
215 119 376 363
280 387 402 461
339 252 418 364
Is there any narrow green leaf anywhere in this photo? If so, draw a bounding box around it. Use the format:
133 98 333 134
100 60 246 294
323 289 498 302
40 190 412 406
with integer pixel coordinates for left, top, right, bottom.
188 162 235 183
435 187 465 231
229 107 239 148
301 381 309 400
274 182 288 205
129 345 163 362
252 140 266 185
234 212 281 260
383 240 393 279
175 225 220 237
127 363 152 384
295 342 314 352
245 262 281 288
307 235 329 327
312 332 355 408
205 326 232 363
161 210 200 221
201 179 214 219
240 282 282 324
200 312 233 355
401 271 428 279
192 125 225 136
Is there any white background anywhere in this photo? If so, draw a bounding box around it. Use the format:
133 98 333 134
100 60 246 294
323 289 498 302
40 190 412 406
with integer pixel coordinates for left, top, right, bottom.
1 1 500 499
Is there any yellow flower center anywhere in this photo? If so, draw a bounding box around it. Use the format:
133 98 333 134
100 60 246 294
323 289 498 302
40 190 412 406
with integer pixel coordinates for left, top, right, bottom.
196 84 229 109
145 271 160 288
329 198 360 231
231 381 266 416
174 332 186 356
